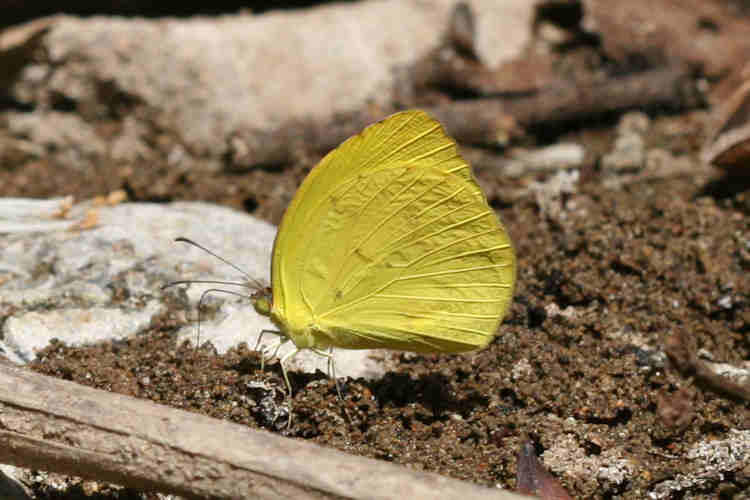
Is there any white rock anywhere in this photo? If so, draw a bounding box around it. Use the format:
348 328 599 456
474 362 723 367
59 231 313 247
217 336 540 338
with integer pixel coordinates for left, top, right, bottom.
0 201 385 380
3 303 162 363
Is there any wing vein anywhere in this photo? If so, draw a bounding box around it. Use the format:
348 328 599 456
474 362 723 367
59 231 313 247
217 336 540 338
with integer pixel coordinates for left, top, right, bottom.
378 122 443 165
407 141 454 163
353 323 487 343
414 242 512 270
397 227 498 269
353 112 419 172
327 168 410 288
374 294 505 303
361 309 500 320
320 263 510 319
377 192 471 258
396 262 512 282
335 192 474 298
344 169 427 258
388 209 494 262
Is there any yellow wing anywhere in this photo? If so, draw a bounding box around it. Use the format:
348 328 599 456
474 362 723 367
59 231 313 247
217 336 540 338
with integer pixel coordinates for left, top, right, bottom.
270 110 515 352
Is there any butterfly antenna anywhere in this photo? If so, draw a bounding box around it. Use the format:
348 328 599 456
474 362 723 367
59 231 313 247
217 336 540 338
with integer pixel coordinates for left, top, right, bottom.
162 279 250 290
193 287 250 349
174 237 265 290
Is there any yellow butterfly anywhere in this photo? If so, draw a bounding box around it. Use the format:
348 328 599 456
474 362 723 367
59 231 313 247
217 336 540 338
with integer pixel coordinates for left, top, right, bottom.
251 110 516 404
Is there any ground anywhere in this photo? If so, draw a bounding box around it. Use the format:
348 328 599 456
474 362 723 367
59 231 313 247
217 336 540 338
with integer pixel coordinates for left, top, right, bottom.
17 106 750 499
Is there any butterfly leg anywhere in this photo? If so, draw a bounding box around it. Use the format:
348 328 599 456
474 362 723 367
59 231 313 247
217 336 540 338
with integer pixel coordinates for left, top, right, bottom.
254 329 285 352
326 347 334 378
279 347 301 428
311 347 342 401
253 329 270 352
256 331 287 372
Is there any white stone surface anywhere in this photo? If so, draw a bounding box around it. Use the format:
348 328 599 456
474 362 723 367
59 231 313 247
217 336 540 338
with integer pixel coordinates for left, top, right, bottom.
4 303 162 363
0 200 384 380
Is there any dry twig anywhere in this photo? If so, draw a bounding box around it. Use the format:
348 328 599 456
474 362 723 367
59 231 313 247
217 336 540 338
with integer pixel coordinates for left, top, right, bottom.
0 362 528 500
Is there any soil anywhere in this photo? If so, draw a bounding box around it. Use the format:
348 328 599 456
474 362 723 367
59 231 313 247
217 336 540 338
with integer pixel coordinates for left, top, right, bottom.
15 108 749 499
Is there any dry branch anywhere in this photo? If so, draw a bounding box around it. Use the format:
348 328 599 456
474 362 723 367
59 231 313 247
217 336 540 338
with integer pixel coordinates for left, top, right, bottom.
0 362 528 500
429 67 702 139
227 65 701 171
665 333 750 404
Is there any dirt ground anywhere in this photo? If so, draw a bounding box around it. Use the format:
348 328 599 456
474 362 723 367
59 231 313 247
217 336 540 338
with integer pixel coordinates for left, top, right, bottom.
14 107 748 499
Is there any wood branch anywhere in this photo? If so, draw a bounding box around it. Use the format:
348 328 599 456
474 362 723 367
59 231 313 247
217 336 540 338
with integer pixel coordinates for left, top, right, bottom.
506 67 703 126
227 67 702 170
0 362 528 500
430 67 702 140
665 333 750 404
406 66 699 150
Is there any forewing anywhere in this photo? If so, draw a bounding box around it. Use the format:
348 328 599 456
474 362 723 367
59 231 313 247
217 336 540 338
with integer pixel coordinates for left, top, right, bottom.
272 110 473 322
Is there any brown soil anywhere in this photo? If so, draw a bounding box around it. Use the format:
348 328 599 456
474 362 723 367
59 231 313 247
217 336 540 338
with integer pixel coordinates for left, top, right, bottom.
18 111 750 499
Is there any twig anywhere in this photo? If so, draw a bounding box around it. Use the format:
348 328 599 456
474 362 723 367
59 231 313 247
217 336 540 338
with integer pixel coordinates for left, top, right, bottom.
665 333 750 404
0 362 527 500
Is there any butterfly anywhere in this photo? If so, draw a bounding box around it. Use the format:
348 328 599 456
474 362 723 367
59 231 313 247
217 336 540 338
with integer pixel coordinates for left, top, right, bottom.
252 110 515 400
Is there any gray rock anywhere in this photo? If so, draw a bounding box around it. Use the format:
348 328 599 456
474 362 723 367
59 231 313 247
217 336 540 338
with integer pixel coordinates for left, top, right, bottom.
542 432 635 487
3 2 536 178
4 304 162 363
601 111 651 173
7 2 534 164
649 430 750 498
504 142 585 177
6 111 106 158
602 132 645 173
0 200 384 379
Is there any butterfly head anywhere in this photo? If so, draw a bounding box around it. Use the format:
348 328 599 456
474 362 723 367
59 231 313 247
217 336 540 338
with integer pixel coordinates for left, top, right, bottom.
251 286 273 317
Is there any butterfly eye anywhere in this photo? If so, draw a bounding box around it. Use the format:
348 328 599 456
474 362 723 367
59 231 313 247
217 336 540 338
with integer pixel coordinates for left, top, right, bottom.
252 293 272 316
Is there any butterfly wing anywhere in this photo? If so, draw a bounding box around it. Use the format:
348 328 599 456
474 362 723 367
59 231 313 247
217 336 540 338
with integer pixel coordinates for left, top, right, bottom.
271 110 515 352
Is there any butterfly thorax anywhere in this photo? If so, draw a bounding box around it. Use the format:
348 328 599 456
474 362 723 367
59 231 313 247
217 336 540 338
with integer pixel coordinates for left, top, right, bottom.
251 287 328 349
270 308 329 350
